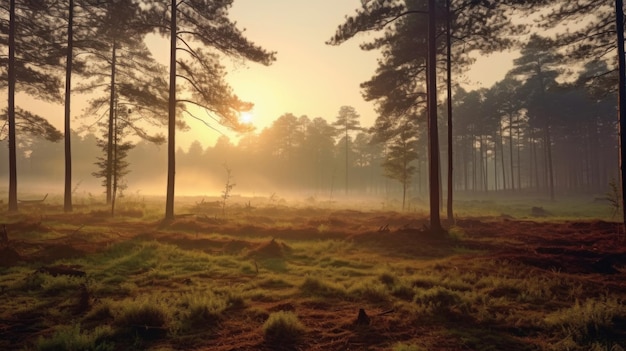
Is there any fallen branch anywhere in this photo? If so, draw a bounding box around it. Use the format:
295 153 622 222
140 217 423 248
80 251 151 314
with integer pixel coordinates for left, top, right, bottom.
18 194 48 204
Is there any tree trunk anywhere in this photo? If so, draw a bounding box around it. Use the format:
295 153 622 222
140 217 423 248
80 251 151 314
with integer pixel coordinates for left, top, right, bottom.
402 156 407 210
472 134 477 191
509 114 515 190
8 0 17 212
500 126 506 191
345 128 348 195
165 0 177 220
516 122 521 190
546 123 555 200
463 135 468 191
446 0 453 223
479 135 486 192
495 133 501 191
427 0 442 232
615 0 626 224
111 97 118 216
106 41 117 205
63 0 74 213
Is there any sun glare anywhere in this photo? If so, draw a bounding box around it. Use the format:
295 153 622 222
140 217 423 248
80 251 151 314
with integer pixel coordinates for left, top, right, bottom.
240 112 254 124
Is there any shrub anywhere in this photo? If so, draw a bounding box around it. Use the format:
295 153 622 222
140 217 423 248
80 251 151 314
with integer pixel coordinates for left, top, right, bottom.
300 276 347 298
544 296 626 348
262 311 306 344
413 286 469 317
36 323 114 351
114 299 169 339
348 279 390 303
180 292 227 330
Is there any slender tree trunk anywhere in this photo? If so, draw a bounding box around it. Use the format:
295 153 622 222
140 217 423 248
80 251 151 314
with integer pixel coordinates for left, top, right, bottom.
63 0 74 213
402 156 407 210
509 114 515 190
106 41 117 205
462 135 471 191
484 137 489 192
495 134 500 191
111 97 118 216
165 0 177 220
616 0 626 224
546 123 555 200
472 135 477 191
8 0 17 212
345 127 348 195
533 134 540 191
500 126 507 191
427 0 442 232
446 0 454 223
516 122 521 190
479 136 486 192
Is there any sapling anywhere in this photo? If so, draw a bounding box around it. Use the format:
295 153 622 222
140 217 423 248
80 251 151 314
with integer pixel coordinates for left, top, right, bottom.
221 163 236 218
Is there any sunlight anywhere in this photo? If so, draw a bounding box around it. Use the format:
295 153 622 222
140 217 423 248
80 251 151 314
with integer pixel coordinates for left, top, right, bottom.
239 111 254 125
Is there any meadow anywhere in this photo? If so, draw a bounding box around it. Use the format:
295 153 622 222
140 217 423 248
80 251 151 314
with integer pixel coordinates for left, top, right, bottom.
0 194 625 350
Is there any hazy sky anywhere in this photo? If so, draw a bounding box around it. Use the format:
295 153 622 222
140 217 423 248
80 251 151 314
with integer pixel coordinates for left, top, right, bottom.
186 0 517 148
20 1 517 150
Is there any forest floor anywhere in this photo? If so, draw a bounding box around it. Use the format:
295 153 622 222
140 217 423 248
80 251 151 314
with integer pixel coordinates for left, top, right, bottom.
1 198 626 350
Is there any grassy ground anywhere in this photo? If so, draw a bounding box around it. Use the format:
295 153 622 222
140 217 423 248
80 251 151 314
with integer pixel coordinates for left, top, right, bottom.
0 196 625 350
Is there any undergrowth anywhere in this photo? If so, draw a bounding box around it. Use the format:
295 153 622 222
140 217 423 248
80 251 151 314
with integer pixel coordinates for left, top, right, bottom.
0 206 623 350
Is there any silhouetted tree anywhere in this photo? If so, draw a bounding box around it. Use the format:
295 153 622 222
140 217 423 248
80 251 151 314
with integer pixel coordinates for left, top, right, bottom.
148 0 276 220
381 119 419 210
328 0 523 232
483 77 525 191
74 0 167 205
1 0 63 211
333 106 362 195
93 107 134 216
509 35 562 200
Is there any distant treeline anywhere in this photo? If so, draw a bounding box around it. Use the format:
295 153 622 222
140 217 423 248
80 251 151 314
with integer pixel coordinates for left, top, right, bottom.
0 78 618 201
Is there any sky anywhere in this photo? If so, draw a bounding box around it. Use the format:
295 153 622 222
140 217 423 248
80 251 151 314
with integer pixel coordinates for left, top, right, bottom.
19 0 518 151
177 0 517 149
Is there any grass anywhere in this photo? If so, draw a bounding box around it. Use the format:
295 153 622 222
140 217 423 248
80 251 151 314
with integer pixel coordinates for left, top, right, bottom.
262 311 306 344
35 323 115 351
0 197 624 350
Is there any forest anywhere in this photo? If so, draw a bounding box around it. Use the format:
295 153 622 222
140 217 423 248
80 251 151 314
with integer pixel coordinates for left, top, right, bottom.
1 0 623 220
2 1 626 351
0 68 618 206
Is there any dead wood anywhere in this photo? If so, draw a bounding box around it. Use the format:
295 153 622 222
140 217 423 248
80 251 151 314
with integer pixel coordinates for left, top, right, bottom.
18 194 48 204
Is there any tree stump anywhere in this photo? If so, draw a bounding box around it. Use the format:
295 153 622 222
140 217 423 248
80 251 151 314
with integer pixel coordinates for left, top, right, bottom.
355 308 370 326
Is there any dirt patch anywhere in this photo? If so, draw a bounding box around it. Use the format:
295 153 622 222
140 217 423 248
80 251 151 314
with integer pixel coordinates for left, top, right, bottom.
0 246 22 266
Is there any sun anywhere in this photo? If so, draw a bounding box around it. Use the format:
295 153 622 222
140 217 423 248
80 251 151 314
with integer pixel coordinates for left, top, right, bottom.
239 111 254 125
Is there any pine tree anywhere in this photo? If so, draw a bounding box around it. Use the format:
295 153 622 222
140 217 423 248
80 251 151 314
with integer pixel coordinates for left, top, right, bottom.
76 0 167 205
147 0 276 220
332 106 362 195
1 0 63 211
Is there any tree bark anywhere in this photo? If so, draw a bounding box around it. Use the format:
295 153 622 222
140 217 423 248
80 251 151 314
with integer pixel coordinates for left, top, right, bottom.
106 41 117 205
615 0 626 224
64 0 74 213
165 0 177 220
427 0 442 232
446 0 453 223
8 0 17 212
509 114 515 190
